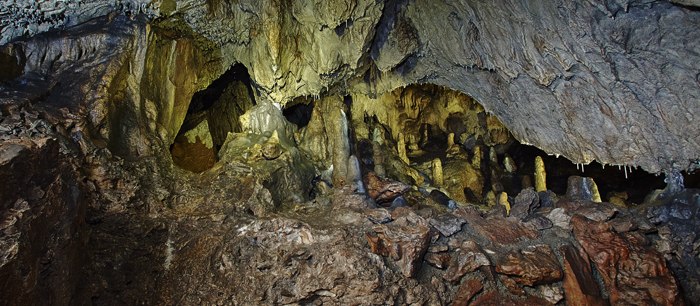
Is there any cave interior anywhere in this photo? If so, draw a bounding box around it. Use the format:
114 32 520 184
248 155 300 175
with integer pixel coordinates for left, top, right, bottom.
0 0 699 305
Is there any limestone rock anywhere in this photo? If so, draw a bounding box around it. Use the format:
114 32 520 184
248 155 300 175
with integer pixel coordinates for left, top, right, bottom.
443 158 484 204
510 187 540 220
571 215 682 305
646 190 700 303
495 244 563 287
535 156 547 192
299 95 351 186
560 245 606 306
451 279 483 306
3 0 700 172
566 176 602 202
546 208 571 230
443 240 490 283
428 213 465 237
240 101 295 147
367 208 432 278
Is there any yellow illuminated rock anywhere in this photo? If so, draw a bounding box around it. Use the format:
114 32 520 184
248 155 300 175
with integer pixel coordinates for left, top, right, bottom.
486 190 496 207
499 192 511 216
535 156 547 192
472 145 483 170
397 132 409 164
590 179 602 203
432 158 444 186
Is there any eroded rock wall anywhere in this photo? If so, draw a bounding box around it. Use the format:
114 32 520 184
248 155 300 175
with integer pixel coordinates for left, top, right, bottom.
2 0 699 172
0 137 89 305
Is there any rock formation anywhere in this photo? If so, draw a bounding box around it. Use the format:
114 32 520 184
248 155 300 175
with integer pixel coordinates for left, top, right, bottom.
1 0 699 305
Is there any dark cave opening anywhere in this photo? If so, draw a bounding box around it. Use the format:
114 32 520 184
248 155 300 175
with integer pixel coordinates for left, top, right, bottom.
504 144 669 204
282 100 314 129
170 63 256 172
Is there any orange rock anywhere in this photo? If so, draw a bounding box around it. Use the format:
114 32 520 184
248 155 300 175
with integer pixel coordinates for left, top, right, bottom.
560 244 606 306
571 215 683 305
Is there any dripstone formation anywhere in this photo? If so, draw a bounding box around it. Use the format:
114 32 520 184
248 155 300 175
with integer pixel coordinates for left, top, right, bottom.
0 1 698 305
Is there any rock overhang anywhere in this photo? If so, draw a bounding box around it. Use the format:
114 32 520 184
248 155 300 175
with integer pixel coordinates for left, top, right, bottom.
1 0 698 174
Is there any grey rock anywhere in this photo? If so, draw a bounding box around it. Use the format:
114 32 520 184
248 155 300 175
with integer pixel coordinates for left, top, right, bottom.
547 208 571 230
510 187 540 220
428 213 465 237
566 176 600 202
524 215 554 231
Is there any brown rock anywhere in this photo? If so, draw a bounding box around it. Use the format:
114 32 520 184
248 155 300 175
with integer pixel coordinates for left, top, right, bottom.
499 274 526 296
495 244 562 286
454 207 539 245
609 215 638 233
470 290 553 306
443 240 490 283
451 279 483 306
367 209 432 277
428 244 449 253
571 215 682 305
425 252 451 269
560 245 606 306
365 208 392 224
364 171 411 204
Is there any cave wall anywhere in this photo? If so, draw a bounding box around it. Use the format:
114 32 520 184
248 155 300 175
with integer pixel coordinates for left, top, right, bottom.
1 0 698 173
0 138 89 306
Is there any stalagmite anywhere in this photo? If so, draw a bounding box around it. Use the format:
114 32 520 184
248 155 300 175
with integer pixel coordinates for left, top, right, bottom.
503 155 517 173
499 192 511 216
447 132 455 148
535 156 547 192
590 179 602 203
471 145 483 170
489 147 498 165
347 155 365 193
486 190 496 207
432 158 444 186
397 132 409 164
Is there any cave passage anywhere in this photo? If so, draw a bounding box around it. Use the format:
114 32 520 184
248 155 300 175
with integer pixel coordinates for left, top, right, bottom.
170 63 256 172
349 84 688 207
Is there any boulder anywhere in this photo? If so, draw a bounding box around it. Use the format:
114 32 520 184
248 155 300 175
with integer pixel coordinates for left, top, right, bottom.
366 209 432 278
495 244 563 286
571 215 682 305
443 240 490 283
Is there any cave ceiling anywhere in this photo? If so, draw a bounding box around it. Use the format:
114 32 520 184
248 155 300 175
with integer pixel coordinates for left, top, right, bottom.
1 0 699 173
